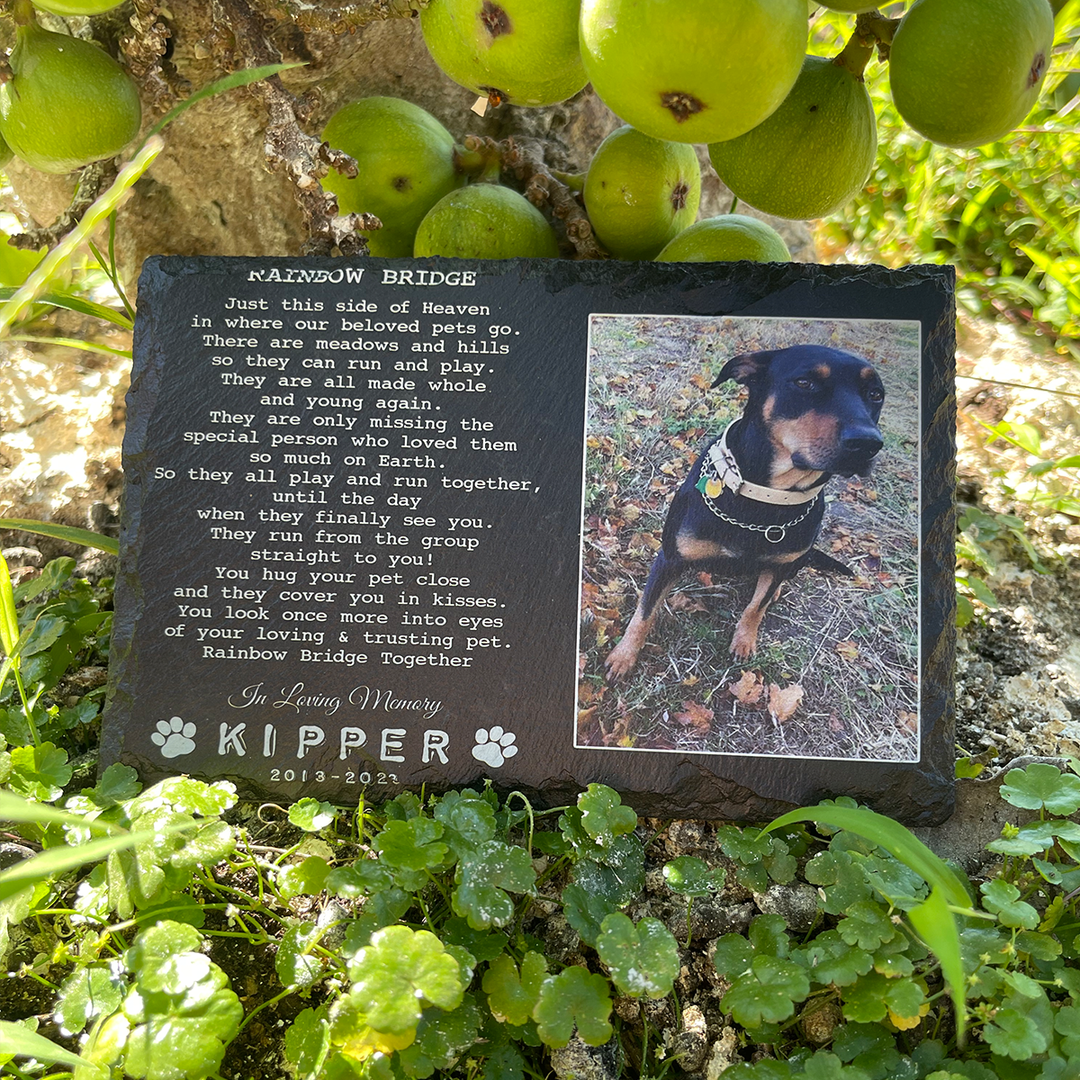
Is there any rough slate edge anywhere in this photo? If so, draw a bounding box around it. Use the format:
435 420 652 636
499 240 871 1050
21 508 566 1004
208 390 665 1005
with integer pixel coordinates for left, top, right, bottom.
551 262 958 826
101 256 956 826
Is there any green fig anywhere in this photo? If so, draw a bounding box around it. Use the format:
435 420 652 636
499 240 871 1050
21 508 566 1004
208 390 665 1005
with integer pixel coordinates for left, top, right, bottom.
414 183 558 259
579 0 809 144
0 233 47 287
818 1 880 10
30 0 124 13
321 97 464 257
421 0 587 107
656 215 791 263
708 55 877 220
0 20 141 175
584 125 701 261
888 0 1054 148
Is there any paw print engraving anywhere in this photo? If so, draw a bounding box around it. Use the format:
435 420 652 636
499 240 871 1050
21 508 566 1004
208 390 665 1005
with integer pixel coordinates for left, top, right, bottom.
151 717 197 759
471 726 518 769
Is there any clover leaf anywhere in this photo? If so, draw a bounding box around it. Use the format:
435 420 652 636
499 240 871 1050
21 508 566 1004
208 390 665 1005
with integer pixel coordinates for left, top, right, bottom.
284 1007 331 1079
982 989 1054 1060
397 995 482 1078
578 784 637 844
596 913 679 999
276 921 324 989
721 955 810 1028
346 925 464 1034
434 789 497 855
452 840 536 929
373 817 449 872
482 952 547 1025
663 855 725 898
288 797 338 832
998 762 1080 816
837 900 898 951
118 921 242 1080
532 966 613 1048
794 930 873 988
562 882 619 948
980 879 1040 930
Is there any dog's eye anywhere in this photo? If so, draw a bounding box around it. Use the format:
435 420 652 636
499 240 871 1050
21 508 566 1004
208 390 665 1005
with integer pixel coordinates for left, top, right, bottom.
794 377 815 390
868 388 884 402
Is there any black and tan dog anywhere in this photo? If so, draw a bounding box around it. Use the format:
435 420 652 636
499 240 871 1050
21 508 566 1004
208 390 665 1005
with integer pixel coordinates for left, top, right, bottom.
605 345 885 680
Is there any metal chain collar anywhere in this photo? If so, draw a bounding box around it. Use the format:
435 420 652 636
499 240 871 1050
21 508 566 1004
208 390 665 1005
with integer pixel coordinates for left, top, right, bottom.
699 482 822 544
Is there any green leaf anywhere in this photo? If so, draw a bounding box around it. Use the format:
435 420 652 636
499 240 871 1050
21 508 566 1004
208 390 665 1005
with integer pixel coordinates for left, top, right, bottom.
0 518 119 556
440 916 507 963
373 817 449 872
397 996 482 1078
841 971 892 1024
0 1019 107 1078
767 802 969 1041
483 952 547 1025
749 912 791 958
794 930 873 987
277 922 325 990
663 855 725 897
571 834 644 905
721 955 811 1027
838 900 899 951
980 879 1040 929
596 913 679 998
713 933 756 978
982 990 1054 1060
289 797 338 832
54 965 126 1035
0 829 161 904
999 763 1080 816
805 849 873 914
434 789 497 853
578 784 637 843
284 1007 331 1079
562 882 619 948
482 1040 526 1080
7 741 72 802
764 804 970 908
532 966 613 1048
119 921 242 1080
346 925 464 1034
278 856 331 901
452 840 536 930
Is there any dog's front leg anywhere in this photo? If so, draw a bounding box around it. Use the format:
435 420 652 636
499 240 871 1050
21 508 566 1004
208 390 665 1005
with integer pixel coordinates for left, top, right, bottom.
730 569 782 660
605 550 683 681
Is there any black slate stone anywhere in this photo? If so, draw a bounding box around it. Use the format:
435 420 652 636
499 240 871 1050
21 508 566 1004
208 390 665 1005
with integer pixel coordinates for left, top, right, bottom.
101 256 956 824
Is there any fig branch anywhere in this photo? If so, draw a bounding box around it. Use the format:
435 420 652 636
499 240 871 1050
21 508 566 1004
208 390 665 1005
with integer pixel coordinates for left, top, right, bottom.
260 0 424 33
211 0 376 255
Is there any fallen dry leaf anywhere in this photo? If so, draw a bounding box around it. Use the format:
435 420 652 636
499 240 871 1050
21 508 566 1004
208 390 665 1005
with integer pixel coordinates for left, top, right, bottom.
836 640 860 661
896 710 918 735
729 669 765 705
674 700 714 734
768 682 804 722
669 592 708 614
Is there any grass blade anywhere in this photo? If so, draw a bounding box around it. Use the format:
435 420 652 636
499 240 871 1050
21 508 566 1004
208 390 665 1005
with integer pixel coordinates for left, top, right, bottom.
0 790 118 833
146 62 304 139
0 288 135 330
908 884 967 1044
0 832 149 902
0 518 119 556
0 1020 107 1078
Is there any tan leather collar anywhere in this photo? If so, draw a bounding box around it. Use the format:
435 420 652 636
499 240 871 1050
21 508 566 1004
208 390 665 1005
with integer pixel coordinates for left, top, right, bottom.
702 423 828 507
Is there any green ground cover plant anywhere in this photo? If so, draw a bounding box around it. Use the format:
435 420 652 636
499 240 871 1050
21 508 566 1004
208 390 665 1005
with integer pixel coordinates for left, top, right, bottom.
0 557 1078 1079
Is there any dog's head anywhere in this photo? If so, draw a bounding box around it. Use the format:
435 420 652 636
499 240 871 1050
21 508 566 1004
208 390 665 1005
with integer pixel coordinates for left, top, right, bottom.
714 345 885 477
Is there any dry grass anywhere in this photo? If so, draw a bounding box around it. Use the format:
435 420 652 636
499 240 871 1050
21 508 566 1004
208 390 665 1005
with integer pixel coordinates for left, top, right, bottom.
578 314 921 763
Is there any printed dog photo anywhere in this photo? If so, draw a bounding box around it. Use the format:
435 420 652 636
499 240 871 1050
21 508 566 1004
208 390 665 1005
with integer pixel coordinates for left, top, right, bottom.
577 315 921 763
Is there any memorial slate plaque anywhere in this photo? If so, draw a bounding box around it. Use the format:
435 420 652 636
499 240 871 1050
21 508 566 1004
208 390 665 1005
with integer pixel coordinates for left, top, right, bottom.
102 256 956 824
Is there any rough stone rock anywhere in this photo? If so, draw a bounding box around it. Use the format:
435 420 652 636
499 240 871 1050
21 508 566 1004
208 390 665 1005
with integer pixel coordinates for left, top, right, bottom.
754 882 819 933
549 1034 619 1080
669 1003 709 1072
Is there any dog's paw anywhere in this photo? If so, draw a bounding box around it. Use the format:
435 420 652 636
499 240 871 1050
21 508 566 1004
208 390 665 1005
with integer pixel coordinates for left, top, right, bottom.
729 629 758 661
604 642 638 682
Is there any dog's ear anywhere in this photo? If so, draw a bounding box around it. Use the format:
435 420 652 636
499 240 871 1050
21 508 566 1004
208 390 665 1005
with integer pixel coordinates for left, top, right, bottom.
713 350 776 387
